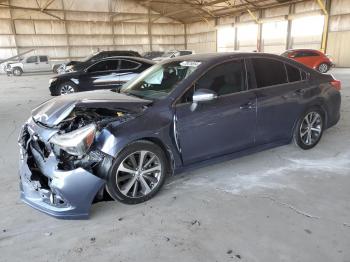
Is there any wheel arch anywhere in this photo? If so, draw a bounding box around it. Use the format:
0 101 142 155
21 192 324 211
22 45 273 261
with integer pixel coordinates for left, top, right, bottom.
98 130 176 176
12 66 23 74
316 62 331 72
136 137 175 176
290 103 328 141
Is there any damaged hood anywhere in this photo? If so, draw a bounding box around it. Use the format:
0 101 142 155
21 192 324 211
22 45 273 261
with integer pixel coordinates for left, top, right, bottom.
32 90 152 127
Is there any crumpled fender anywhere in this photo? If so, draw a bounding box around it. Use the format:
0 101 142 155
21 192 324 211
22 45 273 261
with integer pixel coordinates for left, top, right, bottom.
9 62 23 69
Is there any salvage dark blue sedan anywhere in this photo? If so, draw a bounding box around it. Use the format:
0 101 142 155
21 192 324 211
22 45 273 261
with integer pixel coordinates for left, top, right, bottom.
19 53 341 219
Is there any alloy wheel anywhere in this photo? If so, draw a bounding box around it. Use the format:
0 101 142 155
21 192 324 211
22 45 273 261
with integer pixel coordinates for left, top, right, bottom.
299 112 322 146
60 84 75 95
115 150 162 198
318 63 328 73
14 69 21 76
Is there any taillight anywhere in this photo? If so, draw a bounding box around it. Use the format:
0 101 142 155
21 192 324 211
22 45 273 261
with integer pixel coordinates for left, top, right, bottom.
330 79 341 91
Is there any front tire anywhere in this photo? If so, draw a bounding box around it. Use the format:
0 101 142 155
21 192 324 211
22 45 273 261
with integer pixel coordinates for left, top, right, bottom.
317 63 329 73
52 64 60 74
106 141 168 204
294 108 324 150
12 67 23 76
57 81 77 95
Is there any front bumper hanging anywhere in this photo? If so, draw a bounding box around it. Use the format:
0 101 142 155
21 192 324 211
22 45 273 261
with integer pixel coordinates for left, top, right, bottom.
19 119 105 219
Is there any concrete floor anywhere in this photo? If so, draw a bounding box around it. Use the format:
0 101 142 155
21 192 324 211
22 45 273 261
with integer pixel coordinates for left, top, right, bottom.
0 69 349 262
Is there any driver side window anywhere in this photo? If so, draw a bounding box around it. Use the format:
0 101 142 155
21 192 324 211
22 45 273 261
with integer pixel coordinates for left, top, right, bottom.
179 60 246 103
26 56 38 63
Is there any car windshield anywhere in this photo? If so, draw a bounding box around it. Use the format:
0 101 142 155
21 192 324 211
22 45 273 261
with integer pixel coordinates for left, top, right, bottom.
161 51 176 57
82 52 99 62
120 60 202 100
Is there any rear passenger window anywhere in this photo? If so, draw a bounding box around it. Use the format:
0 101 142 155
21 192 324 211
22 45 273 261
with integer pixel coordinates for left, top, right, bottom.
120 60 140 70
39 56 48 62
252 58 287 88
285 64 301 82
88 59 119 72
295 51 319 57
304 51 319 57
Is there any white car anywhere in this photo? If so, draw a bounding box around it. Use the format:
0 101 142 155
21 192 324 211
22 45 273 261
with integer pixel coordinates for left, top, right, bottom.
152 50 194 62
5 55 62 76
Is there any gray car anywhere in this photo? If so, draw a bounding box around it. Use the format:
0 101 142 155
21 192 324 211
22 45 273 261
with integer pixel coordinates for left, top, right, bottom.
18 53 341 219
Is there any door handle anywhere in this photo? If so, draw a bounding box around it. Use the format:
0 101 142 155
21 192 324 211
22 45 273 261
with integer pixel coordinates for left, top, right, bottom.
240 101 255 110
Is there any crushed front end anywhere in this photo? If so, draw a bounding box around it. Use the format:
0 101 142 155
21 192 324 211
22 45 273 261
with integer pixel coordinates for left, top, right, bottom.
18 106 131 219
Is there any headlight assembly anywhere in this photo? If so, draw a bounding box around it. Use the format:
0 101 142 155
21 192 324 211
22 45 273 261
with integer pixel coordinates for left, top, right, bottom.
50 124 96 156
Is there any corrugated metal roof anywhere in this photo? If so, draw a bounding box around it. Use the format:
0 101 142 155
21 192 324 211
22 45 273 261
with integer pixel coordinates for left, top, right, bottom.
136 0 308 23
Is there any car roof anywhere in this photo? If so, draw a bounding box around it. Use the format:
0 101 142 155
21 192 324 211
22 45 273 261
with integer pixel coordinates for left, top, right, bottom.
169 52 286 63
99 50 138 53
167 52 315 72
99 56 155 64
286 49 323 54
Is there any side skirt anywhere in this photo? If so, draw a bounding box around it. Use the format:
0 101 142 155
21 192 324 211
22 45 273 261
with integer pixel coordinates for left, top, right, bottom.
173 139 290 175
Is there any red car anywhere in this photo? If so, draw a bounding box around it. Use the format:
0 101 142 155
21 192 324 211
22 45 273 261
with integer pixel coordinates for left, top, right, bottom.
282 49 334 73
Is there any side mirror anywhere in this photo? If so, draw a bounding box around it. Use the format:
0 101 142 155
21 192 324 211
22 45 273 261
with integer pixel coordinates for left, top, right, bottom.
192 89 217 103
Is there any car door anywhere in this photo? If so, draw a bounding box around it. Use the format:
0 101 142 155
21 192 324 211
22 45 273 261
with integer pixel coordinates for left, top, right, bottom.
249 57 309 145
38 56 51 71
117 59 142 86
80 59 120 90
23 56 40 72
175 59 257 165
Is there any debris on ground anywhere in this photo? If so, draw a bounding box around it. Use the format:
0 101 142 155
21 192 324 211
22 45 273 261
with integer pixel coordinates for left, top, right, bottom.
227 250 233 254
118 217 123 221
2 229 6 233
191 220 201 226
304 229 312 234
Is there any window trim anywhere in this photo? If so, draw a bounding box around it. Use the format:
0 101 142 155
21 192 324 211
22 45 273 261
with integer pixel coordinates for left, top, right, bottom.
284 62 307 83
39 56 48 62
119 59 142 71
174 58 249 106
250 57 289 89
247 57 310 91
85 58 121 73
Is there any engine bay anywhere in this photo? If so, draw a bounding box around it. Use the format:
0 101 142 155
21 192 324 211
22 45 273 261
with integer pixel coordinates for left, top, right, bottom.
56 107 132 133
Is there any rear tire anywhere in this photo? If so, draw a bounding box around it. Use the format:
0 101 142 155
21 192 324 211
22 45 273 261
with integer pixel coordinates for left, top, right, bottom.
317 63 329 73
293 108 324 150
12 67 23 76
106 140 168 205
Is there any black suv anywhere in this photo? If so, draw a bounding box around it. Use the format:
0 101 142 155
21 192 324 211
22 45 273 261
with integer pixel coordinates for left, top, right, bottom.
61 50 141 73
